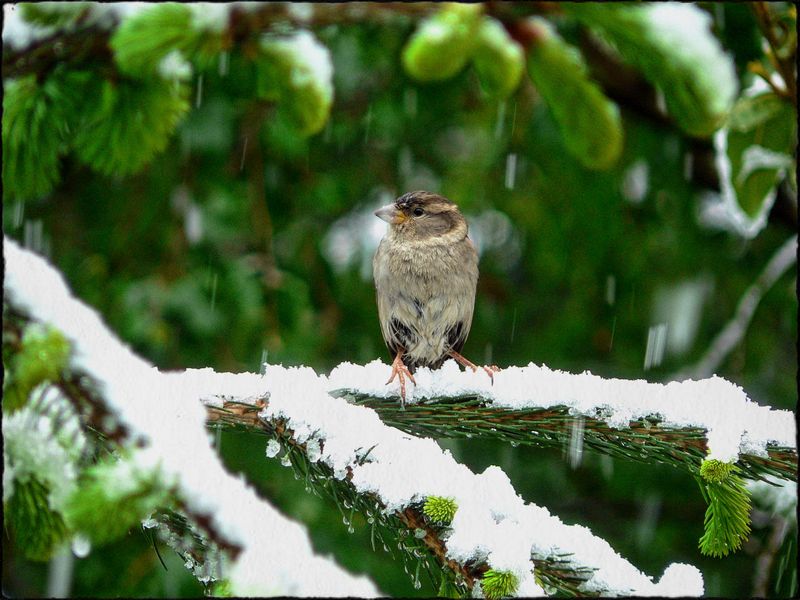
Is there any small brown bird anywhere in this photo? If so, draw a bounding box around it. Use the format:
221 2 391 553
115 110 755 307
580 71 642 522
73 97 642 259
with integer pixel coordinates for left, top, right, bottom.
373 191 498 404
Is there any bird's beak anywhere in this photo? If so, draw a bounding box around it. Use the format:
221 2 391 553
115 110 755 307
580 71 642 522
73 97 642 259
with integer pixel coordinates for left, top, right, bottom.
374 204 405 225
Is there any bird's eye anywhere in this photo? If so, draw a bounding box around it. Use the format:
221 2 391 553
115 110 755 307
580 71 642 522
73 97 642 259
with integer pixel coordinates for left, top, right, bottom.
413 207 424 217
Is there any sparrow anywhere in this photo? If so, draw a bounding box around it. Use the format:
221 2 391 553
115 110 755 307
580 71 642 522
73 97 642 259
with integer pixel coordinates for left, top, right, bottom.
373 191 498 405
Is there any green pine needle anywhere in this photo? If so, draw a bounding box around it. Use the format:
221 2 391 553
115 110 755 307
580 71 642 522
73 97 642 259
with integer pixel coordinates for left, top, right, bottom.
697 465 752 558
700 459 735 483
3 75 66 202
20 2 89 28
211 579 232 597
71 77 190 176
481 569 519 599
423 496 457 525
4 478 68 562
526 17 623 170
5 323 71 413
436 577 462 598
111 3 224 77
256 34 334 136
64 455 171 546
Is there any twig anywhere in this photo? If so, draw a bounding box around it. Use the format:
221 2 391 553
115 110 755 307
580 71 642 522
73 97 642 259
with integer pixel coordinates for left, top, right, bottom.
673 235 797 381
751 2 797 105
751 514 790 597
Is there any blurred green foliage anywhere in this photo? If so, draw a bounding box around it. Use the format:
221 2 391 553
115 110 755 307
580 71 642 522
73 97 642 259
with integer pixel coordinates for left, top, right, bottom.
2 2 796 597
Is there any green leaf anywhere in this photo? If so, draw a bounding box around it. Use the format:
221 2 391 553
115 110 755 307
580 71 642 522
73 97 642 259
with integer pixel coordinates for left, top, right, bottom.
257 31 334 136
71 78 190 176
565 2 737 137
472 17 525 99
526 18 623 170
64 454 171 546
481 569 519 599
697 465 752 558
720 92 796 218
4 478 68 561
401 3 483 82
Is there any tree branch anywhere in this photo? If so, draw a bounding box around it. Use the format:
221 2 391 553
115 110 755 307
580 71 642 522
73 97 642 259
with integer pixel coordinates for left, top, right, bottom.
751 2 797 106
673 235 798 382
4 236 712 597
329 392 796 483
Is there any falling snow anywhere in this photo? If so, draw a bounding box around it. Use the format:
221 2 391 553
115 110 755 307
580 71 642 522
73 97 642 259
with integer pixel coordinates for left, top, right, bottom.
1 237 735 596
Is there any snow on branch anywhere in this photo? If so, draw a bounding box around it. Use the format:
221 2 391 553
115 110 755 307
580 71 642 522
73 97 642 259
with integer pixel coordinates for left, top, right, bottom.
328 362 796 482
3 237 378 597
3 238 712 596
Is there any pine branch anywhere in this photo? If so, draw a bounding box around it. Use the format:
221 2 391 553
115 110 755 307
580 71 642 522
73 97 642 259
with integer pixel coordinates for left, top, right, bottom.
2 3 436 81
207 400 595 596
331 392 796 483
4 237 706 597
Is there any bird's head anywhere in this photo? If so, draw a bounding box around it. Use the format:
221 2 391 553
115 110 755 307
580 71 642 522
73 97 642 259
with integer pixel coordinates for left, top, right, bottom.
374 191 467 242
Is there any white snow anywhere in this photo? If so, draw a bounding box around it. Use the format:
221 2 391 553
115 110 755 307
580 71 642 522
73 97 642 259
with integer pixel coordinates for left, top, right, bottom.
157 50 192 82
188 3 231 33
2 389 82 508
3 4 54 50
2 2 153 51
748 476 797 525
622 159 649 203
328 359 795 463
641 3 737 121
708 78 793 238
7 236 792 596
3 237 378 597
262 29 333 93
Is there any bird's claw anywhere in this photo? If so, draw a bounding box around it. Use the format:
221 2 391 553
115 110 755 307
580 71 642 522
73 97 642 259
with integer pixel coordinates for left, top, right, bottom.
482 364 501 384
449 350 501 385
387 354 416 406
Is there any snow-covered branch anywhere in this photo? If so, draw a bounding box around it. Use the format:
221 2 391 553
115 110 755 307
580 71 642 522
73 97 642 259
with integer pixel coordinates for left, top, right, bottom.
3 238 716 596
329 363 796 482
3 238 378 597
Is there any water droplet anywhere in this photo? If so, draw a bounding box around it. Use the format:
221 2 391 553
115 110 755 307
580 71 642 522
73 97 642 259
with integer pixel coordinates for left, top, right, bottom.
347 524 354 534
280 454 291 467
414 528 426 539
413 579 422 590
266 439 281 458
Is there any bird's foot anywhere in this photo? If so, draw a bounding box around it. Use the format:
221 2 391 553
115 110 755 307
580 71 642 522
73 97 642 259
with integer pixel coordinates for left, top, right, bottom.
448 351 501 385
482 364 502 383
387 353 416 406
